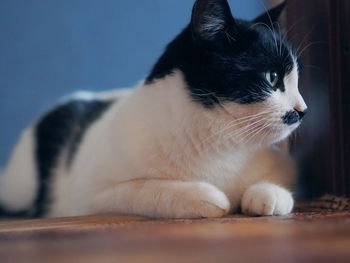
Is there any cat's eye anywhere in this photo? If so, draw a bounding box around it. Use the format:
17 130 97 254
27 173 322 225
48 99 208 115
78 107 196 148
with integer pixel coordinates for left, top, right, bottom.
265 72 279 88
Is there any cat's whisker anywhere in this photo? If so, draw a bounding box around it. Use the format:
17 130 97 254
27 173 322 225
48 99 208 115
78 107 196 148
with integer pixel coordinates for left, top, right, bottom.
217 110 273 132
189 90 235 115
242 114 285 145
272 125 281 145
248 125 272 146
224 116 270 145
225 30 236 44
259 125 272 146
200 112 272 146
273 22 283 57
165 111 273 161
189 91 217 97
247 121 273 142
229 110 273 122
257 0 279 55
297 41 326 58
259 122 283 146
200 112 270 154
295 26 316 55
251 22 279 55
239 120 272 145
234 117 269 138
284 17 307 37
212 109 272 130
223 121 264 144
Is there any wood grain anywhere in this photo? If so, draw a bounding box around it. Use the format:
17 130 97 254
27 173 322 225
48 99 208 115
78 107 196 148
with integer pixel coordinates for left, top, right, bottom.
0 212 349 263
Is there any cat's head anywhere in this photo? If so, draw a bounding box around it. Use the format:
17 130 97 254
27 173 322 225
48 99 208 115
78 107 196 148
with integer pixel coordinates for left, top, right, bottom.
147 0 307 146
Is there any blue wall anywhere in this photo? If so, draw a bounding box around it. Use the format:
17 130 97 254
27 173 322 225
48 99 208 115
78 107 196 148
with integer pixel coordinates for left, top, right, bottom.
0 0 264 166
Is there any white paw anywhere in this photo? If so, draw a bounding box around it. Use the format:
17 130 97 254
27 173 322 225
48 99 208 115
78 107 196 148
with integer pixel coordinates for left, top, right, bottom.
241 182 294 216
175 182 231 219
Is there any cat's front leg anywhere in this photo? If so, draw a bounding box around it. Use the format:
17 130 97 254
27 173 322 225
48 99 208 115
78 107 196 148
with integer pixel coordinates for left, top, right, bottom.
89 179 231 219
241 182 294 216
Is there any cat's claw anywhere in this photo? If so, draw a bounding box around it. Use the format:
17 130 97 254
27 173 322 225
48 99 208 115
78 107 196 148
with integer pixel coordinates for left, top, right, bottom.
241 182 294 216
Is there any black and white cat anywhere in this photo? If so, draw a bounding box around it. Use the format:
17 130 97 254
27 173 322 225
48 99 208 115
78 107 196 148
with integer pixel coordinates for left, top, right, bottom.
0 0 307 218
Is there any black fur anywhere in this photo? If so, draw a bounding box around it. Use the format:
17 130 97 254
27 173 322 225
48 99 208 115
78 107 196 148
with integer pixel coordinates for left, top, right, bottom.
0 205 33 218
33 99 114 217
282 110 300 125
146 0 296 107
282 109 306 125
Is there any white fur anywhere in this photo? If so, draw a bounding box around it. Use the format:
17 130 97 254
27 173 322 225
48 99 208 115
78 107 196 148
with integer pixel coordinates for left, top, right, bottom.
1 62 306 218
242 182 294 216
0 128 37 211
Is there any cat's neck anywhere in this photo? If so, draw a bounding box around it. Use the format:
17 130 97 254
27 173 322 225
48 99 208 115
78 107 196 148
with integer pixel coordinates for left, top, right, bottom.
138 71 259 162
100 70 263 181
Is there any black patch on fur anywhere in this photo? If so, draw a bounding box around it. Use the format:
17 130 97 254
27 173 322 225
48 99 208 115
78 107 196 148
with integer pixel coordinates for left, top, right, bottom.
146 0 296 107
0 205 33 218
282 110 300 125
33 99 114 217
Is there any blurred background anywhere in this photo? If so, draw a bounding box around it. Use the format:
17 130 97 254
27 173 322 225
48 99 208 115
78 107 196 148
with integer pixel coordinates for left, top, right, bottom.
0 0 265 166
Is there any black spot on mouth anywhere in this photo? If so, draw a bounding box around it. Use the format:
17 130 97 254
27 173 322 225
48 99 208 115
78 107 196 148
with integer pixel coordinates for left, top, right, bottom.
282 111 300 125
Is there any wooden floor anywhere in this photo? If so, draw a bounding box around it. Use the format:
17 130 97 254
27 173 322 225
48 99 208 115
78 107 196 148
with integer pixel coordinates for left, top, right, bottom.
0 211 350 263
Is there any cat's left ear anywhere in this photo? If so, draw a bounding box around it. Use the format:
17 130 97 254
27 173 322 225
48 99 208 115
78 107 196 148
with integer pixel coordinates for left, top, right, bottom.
253 1 286 26
191 0 237 43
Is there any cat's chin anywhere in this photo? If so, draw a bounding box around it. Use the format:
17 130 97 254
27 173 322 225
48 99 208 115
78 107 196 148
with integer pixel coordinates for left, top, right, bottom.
272 123 300 144
253 123 300 146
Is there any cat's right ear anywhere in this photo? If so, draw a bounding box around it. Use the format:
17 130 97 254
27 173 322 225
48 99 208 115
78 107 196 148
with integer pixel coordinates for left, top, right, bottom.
191 0 237 43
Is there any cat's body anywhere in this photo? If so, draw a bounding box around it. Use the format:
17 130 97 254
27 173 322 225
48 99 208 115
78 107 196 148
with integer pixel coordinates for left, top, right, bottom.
0 0 307 218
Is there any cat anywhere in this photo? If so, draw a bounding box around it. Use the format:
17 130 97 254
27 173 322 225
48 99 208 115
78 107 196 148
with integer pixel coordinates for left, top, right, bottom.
0 0 307 219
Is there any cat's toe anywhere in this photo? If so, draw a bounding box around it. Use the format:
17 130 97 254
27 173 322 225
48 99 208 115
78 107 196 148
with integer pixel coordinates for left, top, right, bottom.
241 182 293 216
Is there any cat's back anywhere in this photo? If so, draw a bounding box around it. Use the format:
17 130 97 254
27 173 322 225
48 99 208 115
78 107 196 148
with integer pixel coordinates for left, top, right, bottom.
0 89 131 217
33 89 130 174
35 91 117 173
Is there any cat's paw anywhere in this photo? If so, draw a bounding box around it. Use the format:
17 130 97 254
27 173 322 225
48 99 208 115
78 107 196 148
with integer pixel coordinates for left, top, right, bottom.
175 182 231 219
241 182 293 216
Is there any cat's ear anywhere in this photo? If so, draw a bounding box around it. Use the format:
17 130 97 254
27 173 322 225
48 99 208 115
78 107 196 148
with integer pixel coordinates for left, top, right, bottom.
191 0 236 42
253 1 286 26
